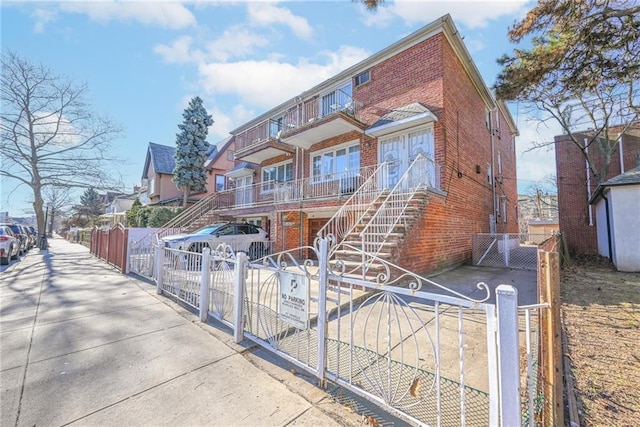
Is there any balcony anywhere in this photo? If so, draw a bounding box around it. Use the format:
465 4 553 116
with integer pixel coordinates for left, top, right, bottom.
234 119 296 164
272 165 379 204
280 89 365 150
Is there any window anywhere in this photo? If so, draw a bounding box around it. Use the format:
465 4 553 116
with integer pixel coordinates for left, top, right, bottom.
501 196 508 223
262 162 293 191
148 178 155 195
227 150 235 161
215 175 225 192
487 164 492 185
354 70 370 87
312 144 360 182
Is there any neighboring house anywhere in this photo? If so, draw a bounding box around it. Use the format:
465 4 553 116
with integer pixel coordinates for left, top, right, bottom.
204 136 236 195
527 218 559 236
590 166 640 272
555 124 640 255
98 193 137 227
174 14 519 274
141 142 182 206
517 193 558 235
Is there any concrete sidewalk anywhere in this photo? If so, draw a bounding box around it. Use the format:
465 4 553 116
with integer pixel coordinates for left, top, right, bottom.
0 237 364 427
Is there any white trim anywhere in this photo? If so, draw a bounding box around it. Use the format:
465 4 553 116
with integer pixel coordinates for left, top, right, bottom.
310 139 360 155
366 111 437 138
377 122 435 144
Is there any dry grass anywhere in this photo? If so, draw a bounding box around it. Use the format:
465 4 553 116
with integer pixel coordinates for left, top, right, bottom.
561 257 640 426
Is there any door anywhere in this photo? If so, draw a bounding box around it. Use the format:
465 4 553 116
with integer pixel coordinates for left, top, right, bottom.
235 175 253 206
379 128 434 189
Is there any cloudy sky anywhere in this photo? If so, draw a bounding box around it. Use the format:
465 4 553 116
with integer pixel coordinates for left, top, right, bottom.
1 0 559 215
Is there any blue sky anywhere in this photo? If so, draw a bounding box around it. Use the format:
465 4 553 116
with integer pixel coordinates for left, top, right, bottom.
1 0 558 216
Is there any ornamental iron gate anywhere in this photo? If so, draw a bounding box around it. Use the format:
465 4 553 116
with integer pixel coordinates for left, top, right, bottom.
146 237 546 427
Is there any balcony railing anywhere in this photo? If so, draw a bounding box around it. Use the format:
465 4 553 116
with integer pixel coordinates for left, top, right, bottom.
235 89 359 153
273 165 378 204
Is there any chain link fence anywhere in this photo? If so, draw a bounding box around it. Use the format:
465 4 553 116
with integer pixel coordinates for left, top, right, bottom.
472 233 551 270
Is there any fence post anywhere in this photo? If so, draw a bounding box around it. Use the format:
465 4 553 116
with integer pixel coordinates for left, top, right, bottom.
503 234 510 267
485 305 500 426
199 248 211 322
124 228 130 274
538 249 564 425
233 252 247 343
316 238 328 385
496 285 521 427
155 245 163 295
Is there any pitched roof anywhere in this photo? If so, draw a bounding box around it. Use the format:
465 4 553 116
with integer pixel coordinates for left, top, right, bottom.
142 142 176 179
600 165 640 187
204 135 234 169
369 103 437 128
149 142 176 174
366 103 438 137
590 165 640 204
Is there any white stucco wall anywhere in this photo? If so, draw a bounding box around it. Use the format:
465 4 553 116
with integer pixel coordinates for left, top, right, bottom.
610 185 640 272
594 199 609 258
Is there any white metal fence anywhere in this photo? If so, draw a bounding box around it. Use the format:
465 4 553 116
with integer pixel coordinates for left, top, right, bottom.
131 238 547 426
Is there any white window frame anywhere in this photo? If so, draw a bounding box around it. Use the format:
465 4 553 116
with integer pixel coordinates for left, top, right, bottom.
354 70 370 87
261 160 293 193
148 177 156 195
311 141 360 183
215 174 225 192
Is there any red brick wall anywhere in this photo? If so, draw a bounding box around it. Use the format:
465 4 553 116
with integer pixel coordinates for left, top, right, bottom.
224 31 520 275
555 130 640 254
393 35 519 274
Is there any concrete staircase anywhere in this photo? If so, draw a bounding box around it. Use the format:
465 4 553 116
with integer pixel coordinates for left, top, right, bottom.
330 188 429 277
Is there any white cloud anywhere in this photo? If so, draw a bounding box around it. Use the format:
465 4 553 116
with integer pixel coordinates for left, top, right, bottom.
154 36 204 64
32 8 57 33
516 116 561 189
208 104 255 140
246 2 313 39
361 0 530 29
206 26 270 62
59 1 196 29
197 46 370 107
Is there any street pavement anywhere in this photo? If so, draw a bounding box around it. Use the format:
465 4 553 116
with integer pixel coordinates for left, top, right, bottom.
0 237 365 427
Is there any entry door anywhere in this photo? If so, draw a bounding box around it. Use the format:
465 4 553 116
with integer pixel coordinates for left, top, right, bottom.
235 175 253 206
379 129 434 189
379 136 403 189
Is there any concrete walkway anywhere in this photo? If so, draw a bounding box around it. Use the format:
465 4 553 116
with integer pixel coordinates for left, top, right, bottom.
0 237 363 427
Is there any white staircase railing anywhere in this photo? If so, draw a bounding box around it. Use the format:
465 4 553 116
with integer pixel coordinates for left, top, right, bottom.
140 193 223 244
359 155 438 264
316 162 389 250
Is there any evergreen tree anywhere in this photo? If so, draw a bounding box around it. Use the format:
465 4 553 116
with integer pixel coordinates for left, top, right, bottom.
172 96 213 207
126 198 142 227
77 187 103 217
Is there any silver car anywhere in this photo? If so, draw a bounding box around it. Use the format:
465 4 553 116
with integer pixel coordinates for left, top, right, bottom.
0 225 20 265
162 222 269 259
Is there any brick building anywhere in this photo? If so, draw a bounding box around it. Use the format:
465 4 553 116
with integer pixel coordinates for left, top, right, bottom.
555 125 640 255
188 14 519 274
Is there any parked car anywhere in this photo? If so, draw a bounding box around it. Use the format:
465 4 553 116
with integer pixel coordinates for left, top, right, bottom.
162 222 269 259
1 223 27 255
0 225 20 265
20 225 36 249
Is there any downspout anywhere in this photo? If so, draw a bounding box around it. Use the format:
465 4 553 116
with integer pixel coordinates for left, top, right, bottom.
619 134 625 173
490 110 497 229
602 191 613 263
584 138 593 226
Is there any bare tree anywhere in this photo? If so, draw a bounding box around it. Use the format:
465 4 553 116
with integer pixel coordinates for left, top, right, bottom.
519 84 638 184
1 52 123 235
43 187 72 236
